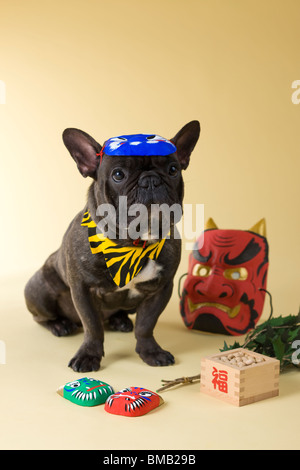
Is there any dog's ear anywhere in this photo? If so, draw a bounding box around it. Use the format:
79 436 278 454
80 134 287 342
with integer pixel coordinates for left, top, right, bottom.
62 128 102 179
171 121 200 170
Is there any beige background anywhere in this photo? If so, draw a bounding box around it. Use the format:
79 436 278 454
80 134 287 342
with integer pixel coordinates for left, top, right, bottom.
0 0 299 450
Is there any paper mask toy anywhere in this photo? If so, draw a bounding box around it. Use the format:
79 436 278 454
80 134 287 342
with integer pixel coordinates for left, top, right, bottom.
179 218 269 336
57 377 114 406
104 387 164 417
102 134 176 157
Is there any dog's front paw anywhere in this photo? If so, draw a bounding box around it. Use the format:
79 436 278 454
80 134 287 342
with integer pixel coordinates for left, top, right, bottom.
136 339 175 367
140 349 175 367
68 343 103 372
68 354 101 372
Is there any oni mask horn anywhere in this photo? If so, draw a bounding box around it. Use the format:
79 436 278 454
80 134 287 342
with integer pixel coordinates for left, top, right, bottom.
249 218 266 237
205 217 266 236
205 218 218 230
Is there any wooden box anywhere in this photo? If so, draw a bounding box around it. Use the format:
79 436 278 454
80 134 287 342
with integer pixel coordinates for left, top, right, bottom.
200 348 280 407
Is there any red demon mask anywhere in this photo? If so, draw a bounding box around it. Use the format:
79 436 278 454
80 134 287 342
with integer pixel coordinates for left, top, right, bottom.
180 218 269 336
104 387 163 417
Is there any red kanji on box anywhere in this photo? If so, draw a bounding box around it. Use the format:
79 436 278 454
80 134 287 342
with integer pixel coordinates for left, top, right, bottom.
212 367 228 393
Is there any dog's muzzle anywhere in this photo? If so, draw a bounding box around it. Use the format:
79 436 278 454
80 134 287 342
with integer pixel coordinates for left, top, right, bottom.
138 171 162 190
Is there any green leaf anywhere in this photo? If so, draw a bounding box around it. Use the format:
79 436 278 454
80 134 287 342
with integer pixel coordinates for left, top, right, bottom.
288 327 300 343
281 328 290 344
253 333 267 345
271 335 286 362
266 324 275 338
220 340 241 352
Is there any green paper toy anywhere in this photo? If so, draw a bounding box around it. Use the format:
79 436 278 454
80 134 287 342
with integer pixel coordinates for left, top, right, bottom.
57 377 114 406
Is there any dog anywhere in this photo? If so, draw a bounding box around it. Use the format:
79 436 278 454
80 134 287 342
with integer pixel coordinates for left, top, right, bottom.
24 121 200 372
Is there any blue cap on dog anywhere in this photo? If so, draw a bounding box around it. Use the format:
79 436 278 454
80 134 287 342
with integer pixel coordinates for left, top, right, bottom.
103 134 176 157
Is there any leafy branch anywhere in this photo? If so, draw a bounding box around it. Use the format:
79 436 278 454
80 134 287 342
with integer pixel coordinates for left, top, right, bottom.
221 308 300 371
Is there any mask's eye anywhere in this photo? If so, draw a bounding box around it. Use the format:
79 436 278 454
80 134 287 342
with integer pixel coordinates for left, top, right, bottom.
168 164 179 177
67 381 80 388
139 391 153 397
112 168 125 182
223 267 248 281
192 263 211 277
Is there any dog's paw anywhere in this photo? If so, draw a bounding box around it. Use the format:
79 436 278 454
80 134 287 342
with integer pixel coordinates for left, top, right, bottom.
137 347 175 367
68 353 101 372
47 318 79 337
68 340 104 372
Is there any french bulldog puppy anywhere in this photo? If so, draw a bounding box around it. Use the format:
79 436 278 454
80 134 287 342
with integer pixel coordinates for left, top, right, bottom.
24 121 200 372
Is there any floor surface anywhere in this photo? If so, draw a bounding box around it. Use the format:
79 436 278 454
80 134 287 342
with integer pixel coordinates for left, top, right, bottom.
0 274 299 451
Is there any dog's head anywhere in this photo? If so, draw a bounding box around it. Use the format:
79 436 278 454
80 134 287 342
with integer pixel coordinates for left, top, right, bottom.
63 121 200 241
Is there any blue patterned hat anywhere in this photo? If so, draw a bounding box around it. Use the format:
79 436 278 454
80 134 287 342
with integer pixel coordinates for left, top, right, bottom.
102 134 176 157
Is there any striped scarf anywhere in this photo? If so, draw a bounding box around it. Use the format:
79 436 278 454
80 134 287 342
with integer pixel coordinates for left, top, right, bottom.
81 210 166 287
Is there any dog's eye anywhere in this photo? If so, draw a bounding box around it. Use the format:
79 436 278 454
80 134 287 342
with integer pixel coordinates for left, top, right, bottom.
112 169 125 182
168 165 179 177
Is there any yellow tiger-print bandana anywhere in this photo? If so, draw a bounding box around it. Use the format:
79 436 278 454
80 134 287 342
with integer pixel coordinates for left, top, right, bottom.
81 210 166 288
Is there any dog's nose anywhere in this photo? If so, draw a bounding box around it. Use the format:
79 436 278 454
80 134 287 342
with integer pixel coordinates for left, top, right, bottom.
138 171 162 189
